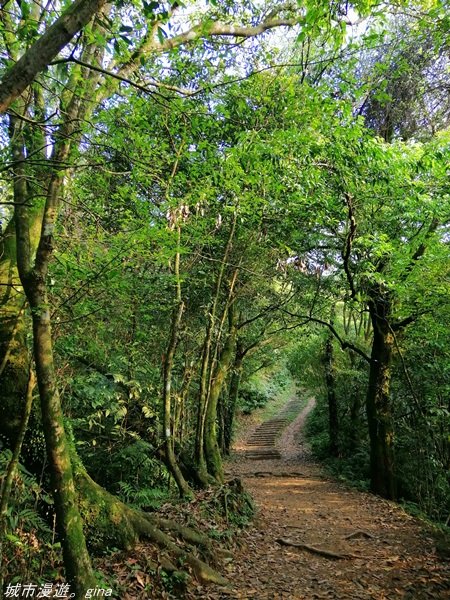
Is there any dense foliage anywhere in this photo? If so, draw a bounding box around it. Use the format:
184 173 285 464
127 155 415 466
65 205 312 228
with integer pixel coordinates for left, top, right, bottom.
0 0 448 595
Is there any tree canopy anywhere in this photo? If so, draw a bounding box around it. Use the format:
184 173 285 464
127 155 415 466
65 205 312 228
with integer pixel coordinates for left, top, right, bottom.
0 0 449 596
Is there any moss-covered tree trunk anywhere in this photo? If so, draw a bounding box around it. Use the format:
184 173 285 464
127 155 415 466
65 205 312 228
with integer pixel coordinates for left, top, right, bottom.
0 86 46 445
204 308 237 482
0 13 105 448
0 219 35 444
366 296 396 500
12 111 96 597
222 344 243 455
194 215 237 486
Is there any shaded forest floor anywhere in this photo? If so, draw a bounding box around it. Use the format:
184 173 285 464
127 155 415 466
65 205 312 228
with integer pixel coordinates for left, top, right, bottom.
107 394 449 599
191 394 450 600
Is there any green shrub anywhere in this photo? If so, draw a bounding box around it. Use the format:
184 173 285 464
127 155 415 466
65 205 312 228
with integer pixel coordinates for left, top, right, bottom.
238 385 270 414
0 450 62 584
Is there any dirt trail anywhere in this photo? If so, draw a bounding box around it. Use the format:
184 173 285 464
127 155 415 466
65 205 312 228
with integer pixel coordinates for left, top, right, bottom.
198 394 450 599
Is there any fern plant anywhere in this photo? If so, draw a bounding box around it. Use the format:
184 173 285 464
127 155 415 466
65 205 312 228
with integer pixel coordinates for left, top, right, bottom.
0 449 61 583
117 481 168 510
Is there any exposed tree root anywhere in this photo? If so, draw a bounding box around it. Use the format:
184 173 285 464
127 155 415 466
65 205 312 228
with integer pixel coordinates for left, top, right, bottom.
75 469 228 585
276 538 357 560
152 516 212 550
144 553 178 573
128 511 228 585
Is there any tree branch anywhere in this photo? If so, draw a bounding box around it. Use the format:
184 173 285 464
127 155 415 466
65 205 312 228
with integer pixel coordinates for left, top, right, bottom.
399 217 439 282
155 17 298 53
281 309 371 363
341 192 357 299
0 0 107 112
391 309 432 331
51 57 166 98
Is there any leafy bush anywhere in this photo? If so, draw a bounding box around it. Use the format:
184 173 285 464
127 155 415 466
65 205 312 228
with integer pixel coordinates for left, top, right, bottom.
237 385 270 414
0 450 62 584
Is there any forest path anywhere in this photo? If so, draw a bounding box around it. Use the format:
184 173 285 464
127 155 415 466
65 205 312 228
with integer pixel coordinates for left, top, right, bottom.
194 393 450 599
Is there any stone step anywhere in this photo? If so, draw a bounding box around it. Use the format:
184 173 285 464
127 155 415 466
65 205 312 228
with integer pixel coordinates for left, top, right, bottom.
245 446 280 452
252 429 284 433
246 443 279 447
241 395 306 460
245 450 281 458
248 441 278 445
245 453 281 460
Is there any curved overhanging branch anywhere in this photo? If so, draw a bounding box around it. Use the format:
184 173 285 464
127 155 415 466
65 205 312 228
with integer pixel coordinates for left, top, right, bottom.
54 12 301 99
281 309 371 363
51 57 169 98
311 316 371 363
154 16 297 52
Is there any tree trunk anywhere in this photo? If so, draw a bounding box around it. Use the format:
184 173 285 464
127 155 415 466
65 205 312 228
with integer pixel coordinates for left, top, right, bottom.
173 360 194 445
324 332 339 457
223 344 243 455
161 223 192 497
162 299 192 497
1 19 104 450
204 309 237 482
162 325 193 498
194 338 213 485
366 296 396 500
194 215 237 485
0 216 43 446
0 219 32 447
348 351 362 452
12 111 96 596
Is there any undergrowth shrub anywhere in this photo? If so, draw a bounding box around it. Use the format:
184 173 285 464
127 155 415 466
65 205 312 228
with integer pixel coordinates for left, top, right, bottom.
238 362 292 415
117 481 168 510
0 450 62 584
238 385 270 414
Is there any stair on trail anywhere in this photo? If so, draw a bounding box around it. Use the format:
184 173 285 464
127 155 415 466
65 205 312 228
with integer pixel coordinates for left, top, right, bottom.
242 395 304 460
